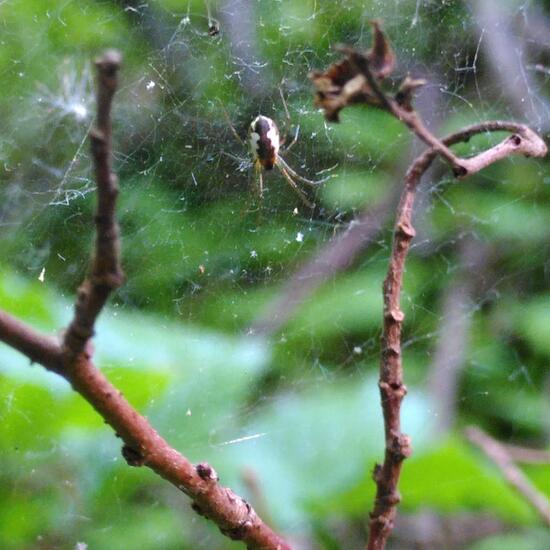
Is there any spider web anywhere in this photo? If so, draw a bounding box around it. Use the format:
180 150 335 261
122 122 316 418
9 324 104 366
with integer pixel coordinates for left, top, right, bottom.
1 0 549 548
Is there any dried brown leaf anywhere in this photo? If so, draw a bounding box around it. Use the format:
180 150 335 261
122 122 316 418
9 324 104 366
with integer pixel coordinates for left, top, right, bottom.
310 57 378 122
368 20 396 79
309 20 395 121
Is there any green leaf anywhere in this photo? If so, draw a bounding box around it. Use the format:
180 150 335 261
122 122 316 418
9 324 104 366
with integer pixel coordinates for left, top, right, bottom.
321 438 537 524
467 529 550 550
219 375 434 526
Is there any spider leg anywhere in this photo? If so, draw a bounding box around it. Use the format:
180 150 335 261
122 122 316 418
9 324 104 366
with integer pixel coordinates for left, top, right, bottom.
279 85 291 126
218 99 245 147
276 162 315 209
278 84 300 153
276 155 329 187
258 167 264 200
253 160 265 200
282 124 300 153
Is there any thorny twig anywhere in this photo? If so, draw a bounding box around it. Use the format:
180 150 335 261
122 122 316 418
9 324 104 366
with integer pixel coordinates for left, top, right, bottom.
311 22 547 550
466 426 550 526
0 52 291 550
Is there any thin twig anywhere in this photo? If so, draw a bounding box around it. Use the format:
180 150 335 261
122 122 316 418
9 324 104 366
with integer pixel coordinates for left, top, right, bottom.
471 0 550 132
0 310 63 373
314 28 546 548
0 309 291 549
367 121 547 550
345 46 548 179
64 50 125 357
0 51 291 550
466 426 550 526
504 444 550 465
343 48 467 174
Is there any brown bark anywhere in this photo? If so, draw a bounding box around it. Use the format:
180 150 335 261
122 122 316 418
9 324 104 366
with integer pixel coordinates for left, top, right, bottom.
367 121 547 550
0 51 291 550
64 50 125 357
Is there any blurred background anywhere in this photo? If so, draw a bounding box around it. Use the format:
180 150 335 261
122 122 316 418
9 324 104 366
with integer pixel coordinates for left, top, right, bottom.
1 1 550 548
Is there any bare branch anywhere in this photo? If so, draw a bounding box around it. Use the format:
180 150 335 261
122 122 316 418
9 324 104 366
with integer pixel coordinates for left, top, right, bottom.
344 49 537 178
311 28 547 548
459 126 547 174
0 317 291 549
0 51 292 550
466 426 550 526
0 310 63 373
316 30 466 174
67 353 292 549
367 121 547 550
344 46 465 172
64 50 125 357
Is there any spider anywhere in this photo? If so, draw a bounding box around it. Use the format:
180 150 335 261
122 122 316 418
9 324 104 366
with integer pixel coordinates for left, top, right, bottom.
224 105 329 208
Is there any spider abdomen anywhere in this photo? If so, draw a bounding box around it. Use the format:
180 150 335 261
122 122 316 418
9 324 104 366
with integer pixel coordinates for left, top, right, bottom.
248 115 280 170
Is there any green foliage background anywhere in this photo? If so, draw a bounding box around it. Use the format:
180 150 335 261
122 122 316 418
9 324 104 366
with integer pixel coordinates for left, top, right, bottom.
1 1 550 548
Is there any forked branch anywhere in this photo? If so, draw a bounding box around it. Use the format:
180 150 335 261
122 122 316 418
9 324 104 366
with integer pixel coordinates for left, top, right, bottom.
368 121 546 550
0 52 291 550
311 21 547 550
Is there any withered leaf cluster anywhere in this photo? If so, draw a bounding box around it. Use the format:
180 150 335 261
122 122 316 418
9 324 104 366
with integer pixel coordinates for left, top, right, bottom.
310 21 425 122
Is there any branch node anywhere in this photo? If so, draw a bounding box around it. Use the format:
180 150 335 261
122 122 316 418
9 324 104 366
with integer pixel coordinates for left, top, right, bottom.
381 490 401 506
95 49 122 76
90 272 125 291
395 221 416 239
385 308 405 323
196 462 220 483
390 433 413 459
369 511 393 529
379 380 407 400
220 520 254 541
382 344 400 357
89 128 106 144
121 443 146 467
453 165 468 178
76 282 91 302
509 134 521 146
